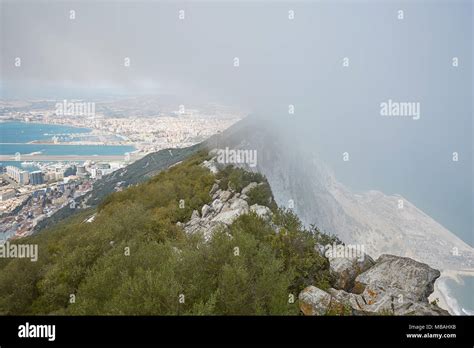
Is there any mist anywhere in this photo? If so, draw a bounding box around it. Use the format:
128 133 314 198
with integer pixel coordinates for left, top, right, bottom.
1 0 472 244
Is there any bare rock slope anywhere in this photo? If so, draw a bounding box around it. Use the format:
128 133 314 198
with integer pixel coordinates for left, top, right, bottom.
300 253 449 316
220 127 474 272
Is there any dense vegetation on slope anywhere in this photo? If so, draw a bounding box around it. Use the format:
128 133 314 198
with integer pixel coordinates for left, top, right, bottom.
34 144 201 232
34 116 263 233
0 151 336 315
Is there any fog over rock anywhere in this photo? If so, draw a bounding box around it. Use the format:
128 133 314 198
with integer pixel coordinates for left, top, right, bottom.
216 119 474 272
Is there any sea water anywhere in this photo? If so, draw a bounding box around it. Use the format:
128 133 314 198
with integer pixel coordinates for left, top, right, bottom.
0 121 135 156
443 276 474 315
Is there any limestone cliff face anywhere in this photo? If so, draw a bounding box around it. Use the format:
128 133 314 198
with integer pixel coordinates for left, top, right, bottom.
214 124 474 273
183 155 449 316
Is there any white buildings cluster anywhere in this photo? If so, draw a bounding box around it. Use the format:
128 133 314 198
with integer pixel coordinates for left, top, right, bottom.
0 159 124 239
6 166 31 185
2 102 243 155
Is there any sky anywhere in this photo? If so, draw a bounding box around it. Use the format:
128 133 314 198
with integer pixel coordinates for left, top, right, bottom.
0 0 472 244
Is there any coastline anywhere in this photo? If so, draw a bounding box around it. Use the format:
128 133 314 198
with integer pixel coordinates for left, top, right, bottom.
0 154 139 162
0 119 91 132
1 121 137 158
1 120 131 146
429 269 474 315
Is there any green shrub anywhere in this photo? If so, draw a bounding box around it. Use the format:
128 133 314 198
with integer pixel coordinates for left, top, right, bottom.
0 152 335 315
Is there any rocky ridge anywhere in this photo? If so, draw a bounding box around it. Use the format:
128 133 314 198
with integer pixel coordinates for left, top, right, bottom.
180 181 272 241
215 124 474 272
181 155 449 316
178 157 272 240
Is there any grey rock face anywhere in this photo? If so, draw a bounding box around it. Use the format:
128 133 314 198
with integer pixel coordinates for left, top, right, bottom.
191 210 200 220
211 200 249 225
201 158 219 174
241 182 258 196
212 189 222 200
209 183 219 196
181 177 271 240
211 199 224 214
230 198 247 210
354 254 440 301
219 190 233 202
230 130 474 271
239 194 249 201
250 204 272 220
201 204 211 218
300 254 448 316
328 252 375 291
299 286 332 316
328 285 448 316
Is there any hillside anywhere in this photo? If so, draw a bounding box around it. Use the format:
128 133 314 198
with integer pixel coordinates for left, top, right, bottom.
195 117 474 273
33 116 257 233
0 151 447 315
34 144 202 232
0 151 336 315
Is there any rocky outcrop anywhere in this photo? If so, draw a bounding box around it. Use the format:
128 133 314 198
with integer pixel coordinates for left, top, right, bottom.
201 159 219 174
327 285 448 316
249 204 272 219
328 252 375 291
299 286 333 315
182 182 272 240
225 124 474 272
300 254 449 316
190 155 449 316
354 254 440 301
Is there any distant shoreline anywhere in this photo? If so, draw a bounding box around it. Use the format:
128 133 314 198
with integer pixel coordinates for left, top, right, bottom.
0 119 91 132
0 141 134 146
429 269 474 315
1 120 131 145
0 121 138 158
0 154 140 162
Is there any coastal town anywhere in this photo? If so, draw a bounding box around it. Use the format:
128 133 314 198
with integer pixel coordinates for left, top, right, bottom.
0 98 244 240
0 98 242 153
0 160 120 240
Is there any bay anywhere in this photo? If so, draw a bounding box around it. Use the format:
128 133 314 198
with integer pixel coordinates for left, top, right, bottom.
0 121 134 156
